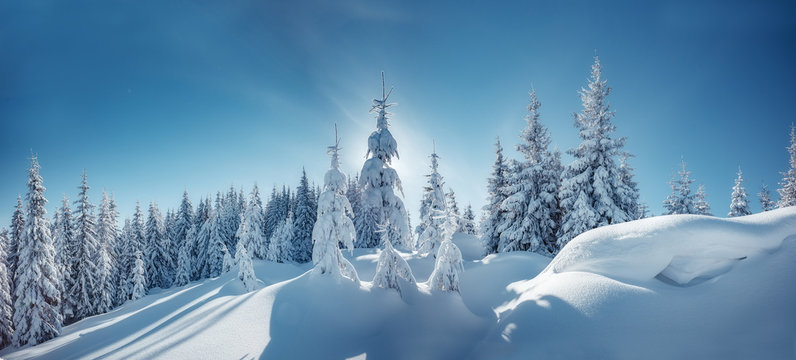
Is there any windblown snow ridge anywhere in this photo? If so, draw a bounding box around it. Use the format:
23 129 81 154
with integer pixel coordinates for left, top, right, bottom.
546 207 796 285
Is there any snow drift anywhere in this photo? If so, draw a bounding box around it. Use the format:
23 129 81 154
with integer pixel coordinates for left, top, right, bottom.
3 210 796 359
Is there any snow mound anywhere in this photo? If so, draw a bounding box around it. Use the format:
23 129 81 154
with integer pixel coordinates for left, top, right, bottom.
492 207 796 359
548 208 796 285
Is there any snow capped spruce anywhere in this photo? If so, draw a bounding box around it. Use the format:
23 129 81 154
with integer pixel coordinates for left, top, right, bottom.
372 222 416 298
481 138 510 255
0 229 13 348
205 203 228 277
174 238 192 287
13 156 62 347
267 214 294 263
236 184 268 259
69 170 101 321
222 245 234 273
557 56 636 250
427 216 463 293
95 191 118 314
8 195 24 292
311 124 360 284
236 246 257 292
499 89 561 255
759 183 775 212
729 167 751 217
173 191 194 268
778 124 796 208
663 159 697 215
617 154 641 219
345 174 362 221
418 146 449 257
446 188 461 231
130 250 147 301
292 169 316 263
461 204 477 235
693 184 712 216
356 72 411 248
53 195 74 317
145 202 173 288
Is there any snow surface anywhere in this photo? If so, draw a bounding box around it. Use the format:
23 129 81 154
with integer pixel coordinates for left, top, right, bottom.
3 209 796 359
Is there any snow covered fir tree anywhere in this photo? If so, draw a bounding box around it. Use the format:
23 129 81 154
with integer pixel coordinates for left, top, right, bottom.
417 145 448 257
355 72 411 249
481 138 510 255
664 160 697 215
556 56 638 250
310 125 359 283
728 167 751 217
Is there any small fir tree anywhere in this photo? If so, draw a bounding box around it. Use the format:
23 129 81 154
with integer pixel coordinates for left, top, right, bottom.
759 183 776 212
729 167 751 217
777 124 796 208
372 223 416 298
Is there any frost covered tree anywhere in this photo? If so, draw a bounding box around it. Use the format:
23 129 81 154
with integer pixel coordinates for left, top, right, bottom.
0 229 13 348
311 126 360 283
202 208 228 278
95 191 118 314
418 148 448 257
372 223 416 298
663 160 697 215
557 56 635 249
778 124 796 208
130 250 147 301
13 156 62 346
236 245 256 291
346 174 362 221
8 195 24 291
499 90 561 255
173 191 194 268
222 245 234 273
267 215 294 263
617 154 641 219
729 167 751 217
427 216 463 293
759 183 776 212
446 188 461 232
693 184 712 216
53 195 74 316
145 202 172 289
174 240 191 287
356 73 411 248
237 185 268 260
461 204 477 235
481 138 509 255
292 170 316 263
69 170 100 321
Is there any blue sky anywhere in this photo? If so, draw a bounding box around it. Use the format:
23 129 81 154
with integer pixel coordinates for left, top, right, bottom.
1 0 795 224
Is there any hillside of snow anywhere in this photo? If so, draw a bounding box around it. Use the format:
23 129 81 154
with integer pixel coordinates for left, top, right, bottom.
3 208 796 360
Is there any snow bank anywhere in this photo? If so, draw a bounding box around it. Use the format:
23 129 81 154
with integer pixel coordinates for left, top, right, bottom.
492 207 796 360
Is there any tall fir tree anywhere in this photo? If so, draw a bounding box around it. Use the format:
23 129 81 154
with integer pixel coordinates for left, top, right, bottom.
8 195 24 292
52 196 74 317
95 191 118 314
145 202 173 288
481 138 509 255
418 148 448 257
498 90 561 255
292 170 316 263
617 154 641 220
446 188 461 232
778 124 796 208
237 184 268 260
729 167 751 217
356 73 411 248
69 170 100 321
693 184 712 216
174 239 192 287
759 183 776 212
267 215 294 263
115 219 133 304
557 56 634 249
0 229 13 348
13 156 62 346
311 125 359 283
663 160 697 215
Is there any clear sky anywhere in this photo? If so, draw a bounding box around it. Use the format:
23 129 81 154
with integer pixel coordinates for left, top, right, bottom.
1 0 795 225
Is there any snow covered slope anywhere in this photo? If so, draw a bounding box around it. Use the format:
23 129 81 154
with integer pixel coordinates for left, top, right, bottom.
2 210 796 359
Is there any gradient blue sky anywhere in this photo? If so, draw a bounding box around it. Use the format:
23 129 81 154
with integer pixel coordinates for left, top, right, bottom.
1 0 795 224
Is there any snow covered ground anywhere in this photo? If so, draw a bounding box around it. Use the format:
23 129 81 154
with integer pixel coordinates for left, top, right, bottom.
3 208 796 359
